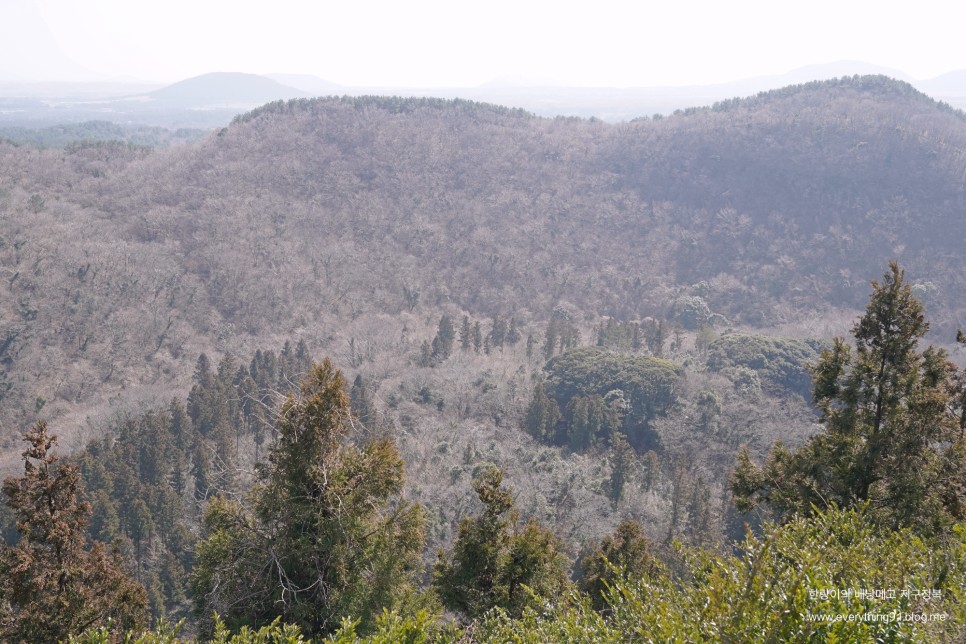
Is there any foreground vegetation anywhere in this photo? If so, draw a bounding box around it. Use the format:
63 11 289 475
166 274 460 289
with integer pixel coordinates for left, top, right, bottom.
0 264 962 642
63 507 966 642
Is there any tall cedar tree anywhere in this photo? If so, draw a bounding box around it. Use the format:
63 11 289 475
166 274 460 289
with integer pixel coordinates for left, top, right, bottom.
459 316 472 351
577 519 665 613
431 315 456 361
0 422 147 641
607 432 635 506
350 374 379 435
523 382 561 443
191 358 424 637
732 263 966 533
433 466 568 619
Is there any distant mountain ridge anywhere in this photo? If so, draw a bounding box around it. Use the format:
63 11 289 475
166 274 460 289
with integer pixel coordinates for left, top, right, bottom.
147 72 308 108
265 73 344 97
917 70 966 96
263 62 966 119
6 61 966 128
0 73 312 129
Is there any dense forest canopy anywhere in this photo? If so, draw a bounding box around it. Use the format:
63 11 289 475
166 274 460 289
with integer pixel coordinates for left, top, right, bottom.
2 75 965 440
0 76 965 640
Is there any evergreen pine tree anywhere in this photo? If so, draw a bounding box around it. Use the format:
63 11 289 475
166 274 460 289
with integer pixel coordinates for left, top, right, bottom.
506 317 522 346
489 316 508 349
433 467 568 619
607 432 635 506
523 382 561 443
472 322 483 353
577 520 664 613
732 263 966 532
543 318 558 360
0 422 147 641
350 374 380 435
460 315 472 351
191 359 424 636
431 315 456 361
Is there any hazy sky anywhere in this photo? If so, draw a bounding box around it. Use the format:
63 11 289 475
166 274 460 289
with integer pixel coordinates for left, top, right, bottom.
4 0 965 87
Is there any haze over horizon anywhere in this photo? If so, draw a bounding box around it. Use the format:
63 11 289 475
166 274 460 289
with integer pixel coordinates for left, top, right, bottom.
5 0 966 89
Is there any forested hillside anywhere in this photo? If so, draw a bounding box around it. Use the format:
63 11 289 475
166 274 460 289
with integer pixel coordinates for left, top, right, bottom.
2 76 964 439
1 75 965 640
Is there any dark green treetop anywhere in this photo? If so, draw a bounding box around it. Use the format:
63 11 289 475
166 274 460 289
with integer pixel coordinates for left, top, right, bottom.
0 422 147 641
191 358 425 637
732 263 966 533
433 466 569 620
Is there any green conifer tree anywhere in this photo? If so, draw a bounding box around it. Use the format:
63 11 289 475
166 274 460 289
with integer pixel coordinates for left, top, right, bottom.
191 359 424 636
732 263 966 533
0 422 147 641
431 315 456 361
577 520 664 613
523 382 561 443
433 467 568 620
460 315 472 351
350 374 379 435
607 432 635 506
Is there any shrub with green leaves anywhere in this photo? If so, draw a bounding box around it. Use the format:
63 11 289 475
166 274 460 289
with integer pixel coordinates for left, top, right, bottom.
481 506 966 643
706 332 820 397
530 346 682 451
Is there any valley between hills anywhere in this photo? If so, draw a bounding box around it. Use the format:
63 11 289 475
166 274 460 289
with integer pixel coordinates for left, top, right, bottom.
0 75 965 640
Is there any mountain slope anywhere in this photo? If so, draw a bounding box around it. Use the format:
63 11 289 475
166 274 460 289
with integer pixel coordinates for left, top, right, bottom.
118 78 966 322
1 76 965 441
